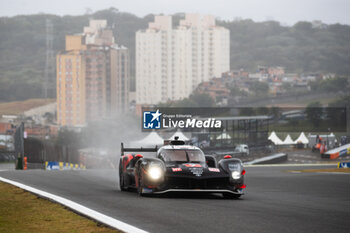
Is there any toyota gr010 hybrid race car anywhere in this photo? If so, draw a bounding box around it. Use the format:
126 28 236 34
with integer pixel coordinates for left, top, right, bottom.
119 138 246 198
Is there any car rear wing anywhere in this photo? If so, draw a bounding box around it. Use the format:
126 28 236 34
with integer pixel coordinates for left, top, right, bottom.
120 142 158 156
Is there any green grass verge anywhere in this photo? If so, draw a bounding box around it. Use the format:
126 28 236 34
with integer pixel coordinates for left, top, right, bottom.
0 181 119 233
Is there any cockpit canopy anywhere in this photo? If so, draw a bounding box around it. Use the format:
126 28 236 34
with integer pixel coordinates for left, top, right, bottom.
158 148 206 163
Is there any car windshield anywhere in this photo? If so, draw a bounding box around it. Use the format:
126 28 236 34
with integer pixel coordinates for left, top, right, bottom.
162 149 205 163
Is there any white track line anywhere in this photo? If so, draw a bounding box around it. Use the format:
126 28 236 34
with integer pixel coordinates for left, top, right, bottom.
0 176 148 233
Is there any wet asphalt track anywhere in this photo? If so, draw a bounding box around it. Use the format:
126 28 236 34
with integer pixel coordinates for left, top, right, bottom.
1 165 350 233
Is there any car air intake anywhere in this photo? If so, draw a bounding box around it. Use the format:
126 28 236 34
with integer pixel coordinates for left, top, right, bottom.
170 136 185 145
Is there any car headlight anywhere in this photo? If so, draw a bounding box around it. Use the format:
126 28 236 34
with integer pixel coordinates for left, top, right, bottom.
148 166 162 180
231 171 241 180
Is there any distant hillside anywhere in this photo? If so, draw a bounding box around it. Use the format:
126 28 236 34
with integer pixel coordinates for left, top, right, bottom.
0 98 55 115
0 8 350 101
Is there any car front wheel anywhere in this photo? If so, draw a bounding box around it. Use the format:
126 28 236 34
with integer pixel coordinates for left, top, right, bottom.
137 174 145 196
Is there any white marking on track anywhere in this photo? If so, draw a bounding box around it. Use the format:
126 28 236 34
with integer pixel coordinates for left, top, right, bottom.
292 154 314 159
0 177 148 233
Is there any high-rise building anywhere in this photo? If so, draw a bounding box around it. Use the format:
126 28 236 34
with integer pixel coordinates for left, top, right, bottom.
136 14 230 105
110 46 129 112
57 20 129 126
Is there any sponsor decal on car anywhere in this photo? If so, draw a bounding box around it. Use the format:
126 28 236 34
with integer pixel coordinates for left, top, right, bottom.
184 163 202 168
208 168 220 172
172 168 182 172
142 188 153 193
189 167 203 176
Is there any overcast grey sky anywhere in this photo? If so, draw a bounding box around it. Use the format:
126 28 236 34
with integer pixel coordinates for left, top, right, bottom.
1 0 349 25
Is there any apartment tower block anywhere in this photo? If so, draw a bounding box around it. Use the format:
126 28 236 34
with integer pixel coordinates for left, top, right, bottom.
136 14 230 105
56 20 129 126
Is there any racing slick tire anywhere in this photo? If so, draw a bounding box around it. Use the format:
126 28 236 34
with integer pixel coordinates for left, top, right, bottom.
137 174 153 197
223 193 241 199
119 173 127 191
119 161 127 191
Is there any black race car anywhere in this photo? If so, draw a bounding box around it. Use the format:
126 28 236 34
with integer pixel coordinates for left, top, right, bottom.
119 138 246 198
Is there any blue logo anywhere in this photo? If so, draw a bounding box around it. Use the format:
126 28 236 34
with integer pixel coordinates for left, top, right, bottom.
143 110 162 129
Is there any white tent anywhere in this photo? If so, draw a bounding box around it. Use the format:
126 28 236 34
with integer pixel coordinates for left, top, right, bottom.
216 132 231 140
132 132 164 146
294 132 309 144
268 131 283 145
282 134 295 145
168 130 190 141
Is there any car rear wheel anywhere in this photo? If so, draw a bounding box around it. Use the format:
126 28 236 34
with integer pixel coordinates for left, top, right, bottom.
119 173 127 191
119 160 127 191
223 192 241 199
